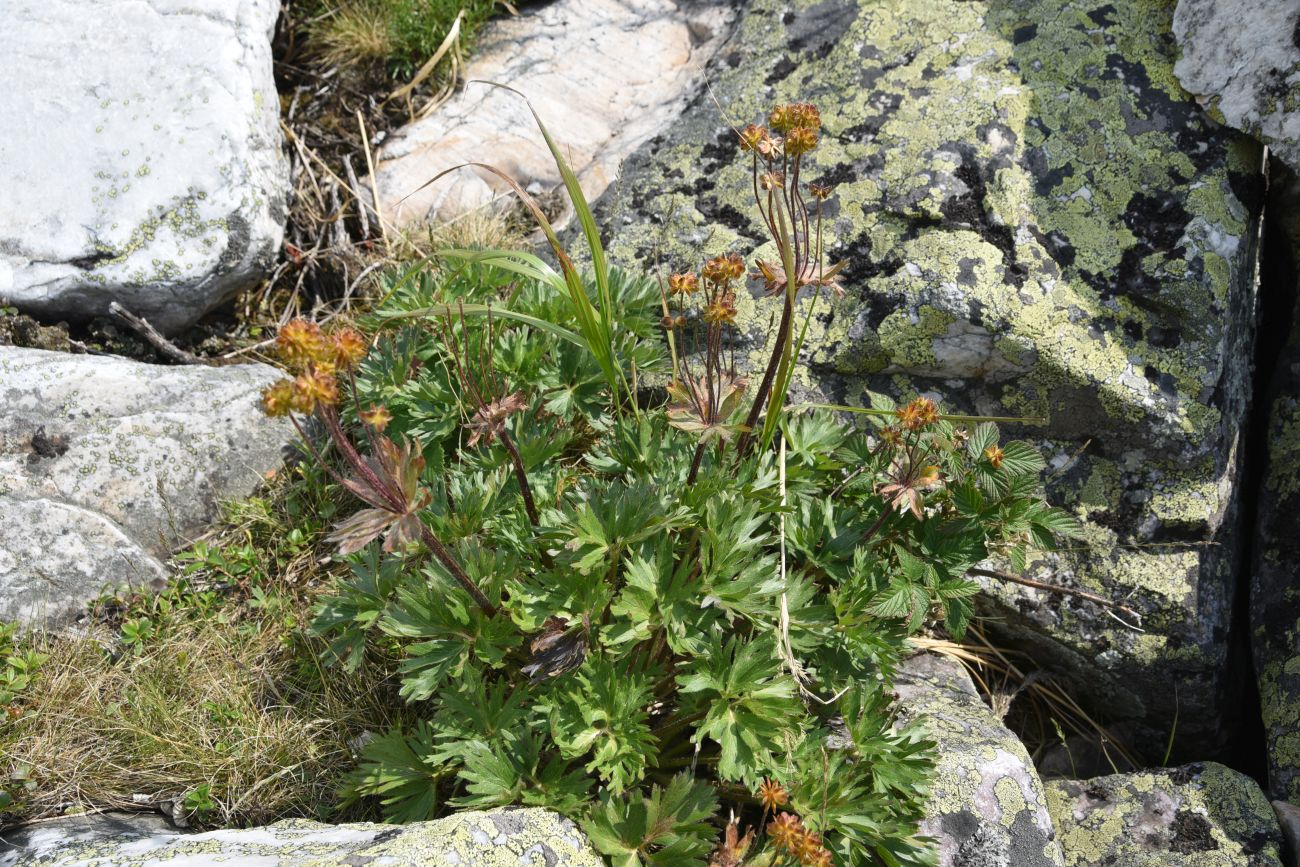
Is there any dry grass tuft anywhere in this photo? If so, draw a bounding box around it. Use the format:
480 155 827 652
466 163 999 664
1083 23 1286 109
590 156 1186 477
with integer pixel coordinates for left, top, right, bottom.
912 621 1142 775
1 613 398 828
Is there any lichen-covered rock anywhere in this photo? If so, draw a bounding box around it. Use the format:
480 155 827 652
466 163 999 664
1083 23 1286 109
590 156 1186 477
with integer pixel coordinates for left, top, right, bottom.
0 0 288 335
594 0 1265 755
1046 763 1284 866
894 652 1064 866
1250 160 1300 804
0 348 291 623
1 808 603 866
372 0 736 225
1173 0 1300 173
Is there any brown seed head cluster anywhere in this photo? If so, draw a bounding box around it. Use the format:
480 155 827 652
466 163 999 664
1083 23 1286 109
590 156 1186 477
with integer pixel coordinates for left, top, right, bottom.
668 272 701 296
766 812 833 866
895 396 940 431
757 778 789 812
984 443 1005 469
260 318 372 417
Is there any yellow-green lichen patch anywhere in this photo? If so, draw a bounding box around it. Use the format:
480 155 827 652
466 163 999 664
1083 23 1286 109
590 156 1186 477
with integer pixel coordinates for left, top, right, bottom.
894 653 1064 866
594 0 1263 758
17 809 603 867
1047 763 1283 867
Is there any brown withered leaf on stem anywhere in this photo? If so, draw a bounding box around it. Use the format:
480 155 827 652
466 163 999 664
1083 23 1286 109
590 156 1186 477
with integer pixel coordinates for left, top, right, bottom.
328 437 432 555
465 390 528 447
708 817 755 867
666 372 749 444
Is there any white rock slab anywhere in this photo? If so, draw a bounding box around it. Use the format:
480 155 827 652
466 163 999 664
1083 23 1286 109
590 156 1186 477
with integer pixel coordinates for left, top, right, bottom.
1174 0 1300 171
373 0 737 225
0 349 292 623
0 0 288 335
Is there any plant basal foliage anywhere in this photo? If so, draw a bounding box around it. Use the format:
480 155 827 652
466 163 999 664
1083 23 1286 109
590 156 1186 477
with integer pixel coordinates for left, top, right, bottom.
260 100 1078 866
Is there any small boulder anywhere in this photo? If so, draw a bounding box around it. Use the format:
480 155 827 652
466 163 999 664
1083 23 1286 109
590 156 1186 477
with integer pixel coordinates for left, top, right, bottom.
372 0 737 225
895 652 1064 867
1173 0 1300 173
0 348 291 623
1046 763 1284 866
0 0 288 334
0 808 602 867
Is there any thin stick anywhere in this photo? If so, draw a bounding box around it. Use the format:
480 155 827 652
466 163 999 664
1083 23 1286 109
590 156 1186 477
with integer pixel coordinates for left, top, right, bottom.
108 302 205 365
343 154 370 240
356 110 388 251
968 567 1142 627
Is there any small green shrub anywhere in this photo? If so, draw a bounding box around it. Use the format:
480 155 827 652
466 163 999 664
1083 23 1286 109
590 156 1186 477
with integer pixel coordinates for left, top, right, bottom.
261 100 1077 865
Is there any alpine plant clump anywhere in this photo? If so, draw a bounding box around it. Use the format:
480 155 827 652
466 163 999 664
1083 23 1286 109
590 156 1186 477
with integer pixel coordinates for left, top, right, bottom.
261 101 1078 866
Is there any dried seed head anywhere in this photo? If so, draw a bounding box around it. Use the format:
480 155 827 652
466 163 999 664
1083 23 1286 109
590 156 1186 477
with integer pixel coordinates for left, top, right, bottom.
702 292 739 325
260 380 296 417
738 123 767 152
724 252 746 280
756 131 782 159
275 319 329 371
769 104 795 133
808 182 834 201
760 171 785 191
896 396 940 430
784 125 818 155
293 368 339 413
701 255 735 286
360 404 393 432
984 443 1005 469
331 328 369 370
757 778 790 812
790 102 821 131
767 813 804 854
668 272 701 296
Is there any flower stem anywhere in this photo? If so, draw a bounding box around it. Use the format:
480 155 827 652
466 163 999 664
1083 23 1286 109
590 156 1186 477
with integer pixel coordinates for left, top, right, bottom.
417 523 498 617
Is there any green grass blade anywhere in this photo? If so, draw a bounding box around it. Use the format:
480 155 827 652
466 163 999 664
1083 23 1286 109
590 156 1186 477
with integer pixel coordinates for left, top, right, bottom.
472 81 612 319
377 303 587 348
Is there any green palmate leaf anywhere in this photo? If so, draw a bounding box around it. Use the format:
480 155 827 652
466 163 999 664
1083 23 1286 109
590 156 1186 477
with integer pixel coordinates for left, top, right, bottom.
549 658 657 792
451 731 592 816
381 567 520 701
310 548 404 671
584 774 718 867
428 666 535 764
343 723 444 824
677 636 804 782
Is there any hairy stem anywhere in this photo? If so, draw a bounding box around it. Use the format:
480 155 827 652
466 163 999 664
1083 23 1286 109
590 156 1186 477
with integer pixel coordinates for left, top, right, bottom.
686 441 707 486
417 524 498 617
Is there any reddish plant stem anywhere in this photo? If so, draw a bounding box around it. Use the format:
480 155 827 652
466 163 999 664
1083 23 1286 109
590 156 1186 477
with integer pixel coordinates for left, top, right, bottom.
735 294 794 458
499 428 554 568
686 441 707 486
418 523 498 617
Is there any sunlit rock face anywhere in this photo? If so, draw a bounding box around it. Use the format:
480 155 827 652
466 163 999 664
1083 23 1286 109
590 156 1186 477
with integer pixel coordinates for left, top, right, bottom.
0 808 603 867
0 0 287 335
371 0 738 226
593 0 1265 757
1173 0 1300 173
0 348 291 624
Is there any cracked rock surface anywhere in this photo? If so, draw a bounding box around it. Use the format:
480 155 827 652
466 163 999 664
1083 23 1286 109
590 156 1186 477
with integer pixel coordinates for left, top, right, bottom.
593 0 1266 757
372 0 738 225
1173 0 1300 173
0 348 291 623
895 652 1064 867
1046 763 1284 866
0 808 602 867
0 0 288 335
